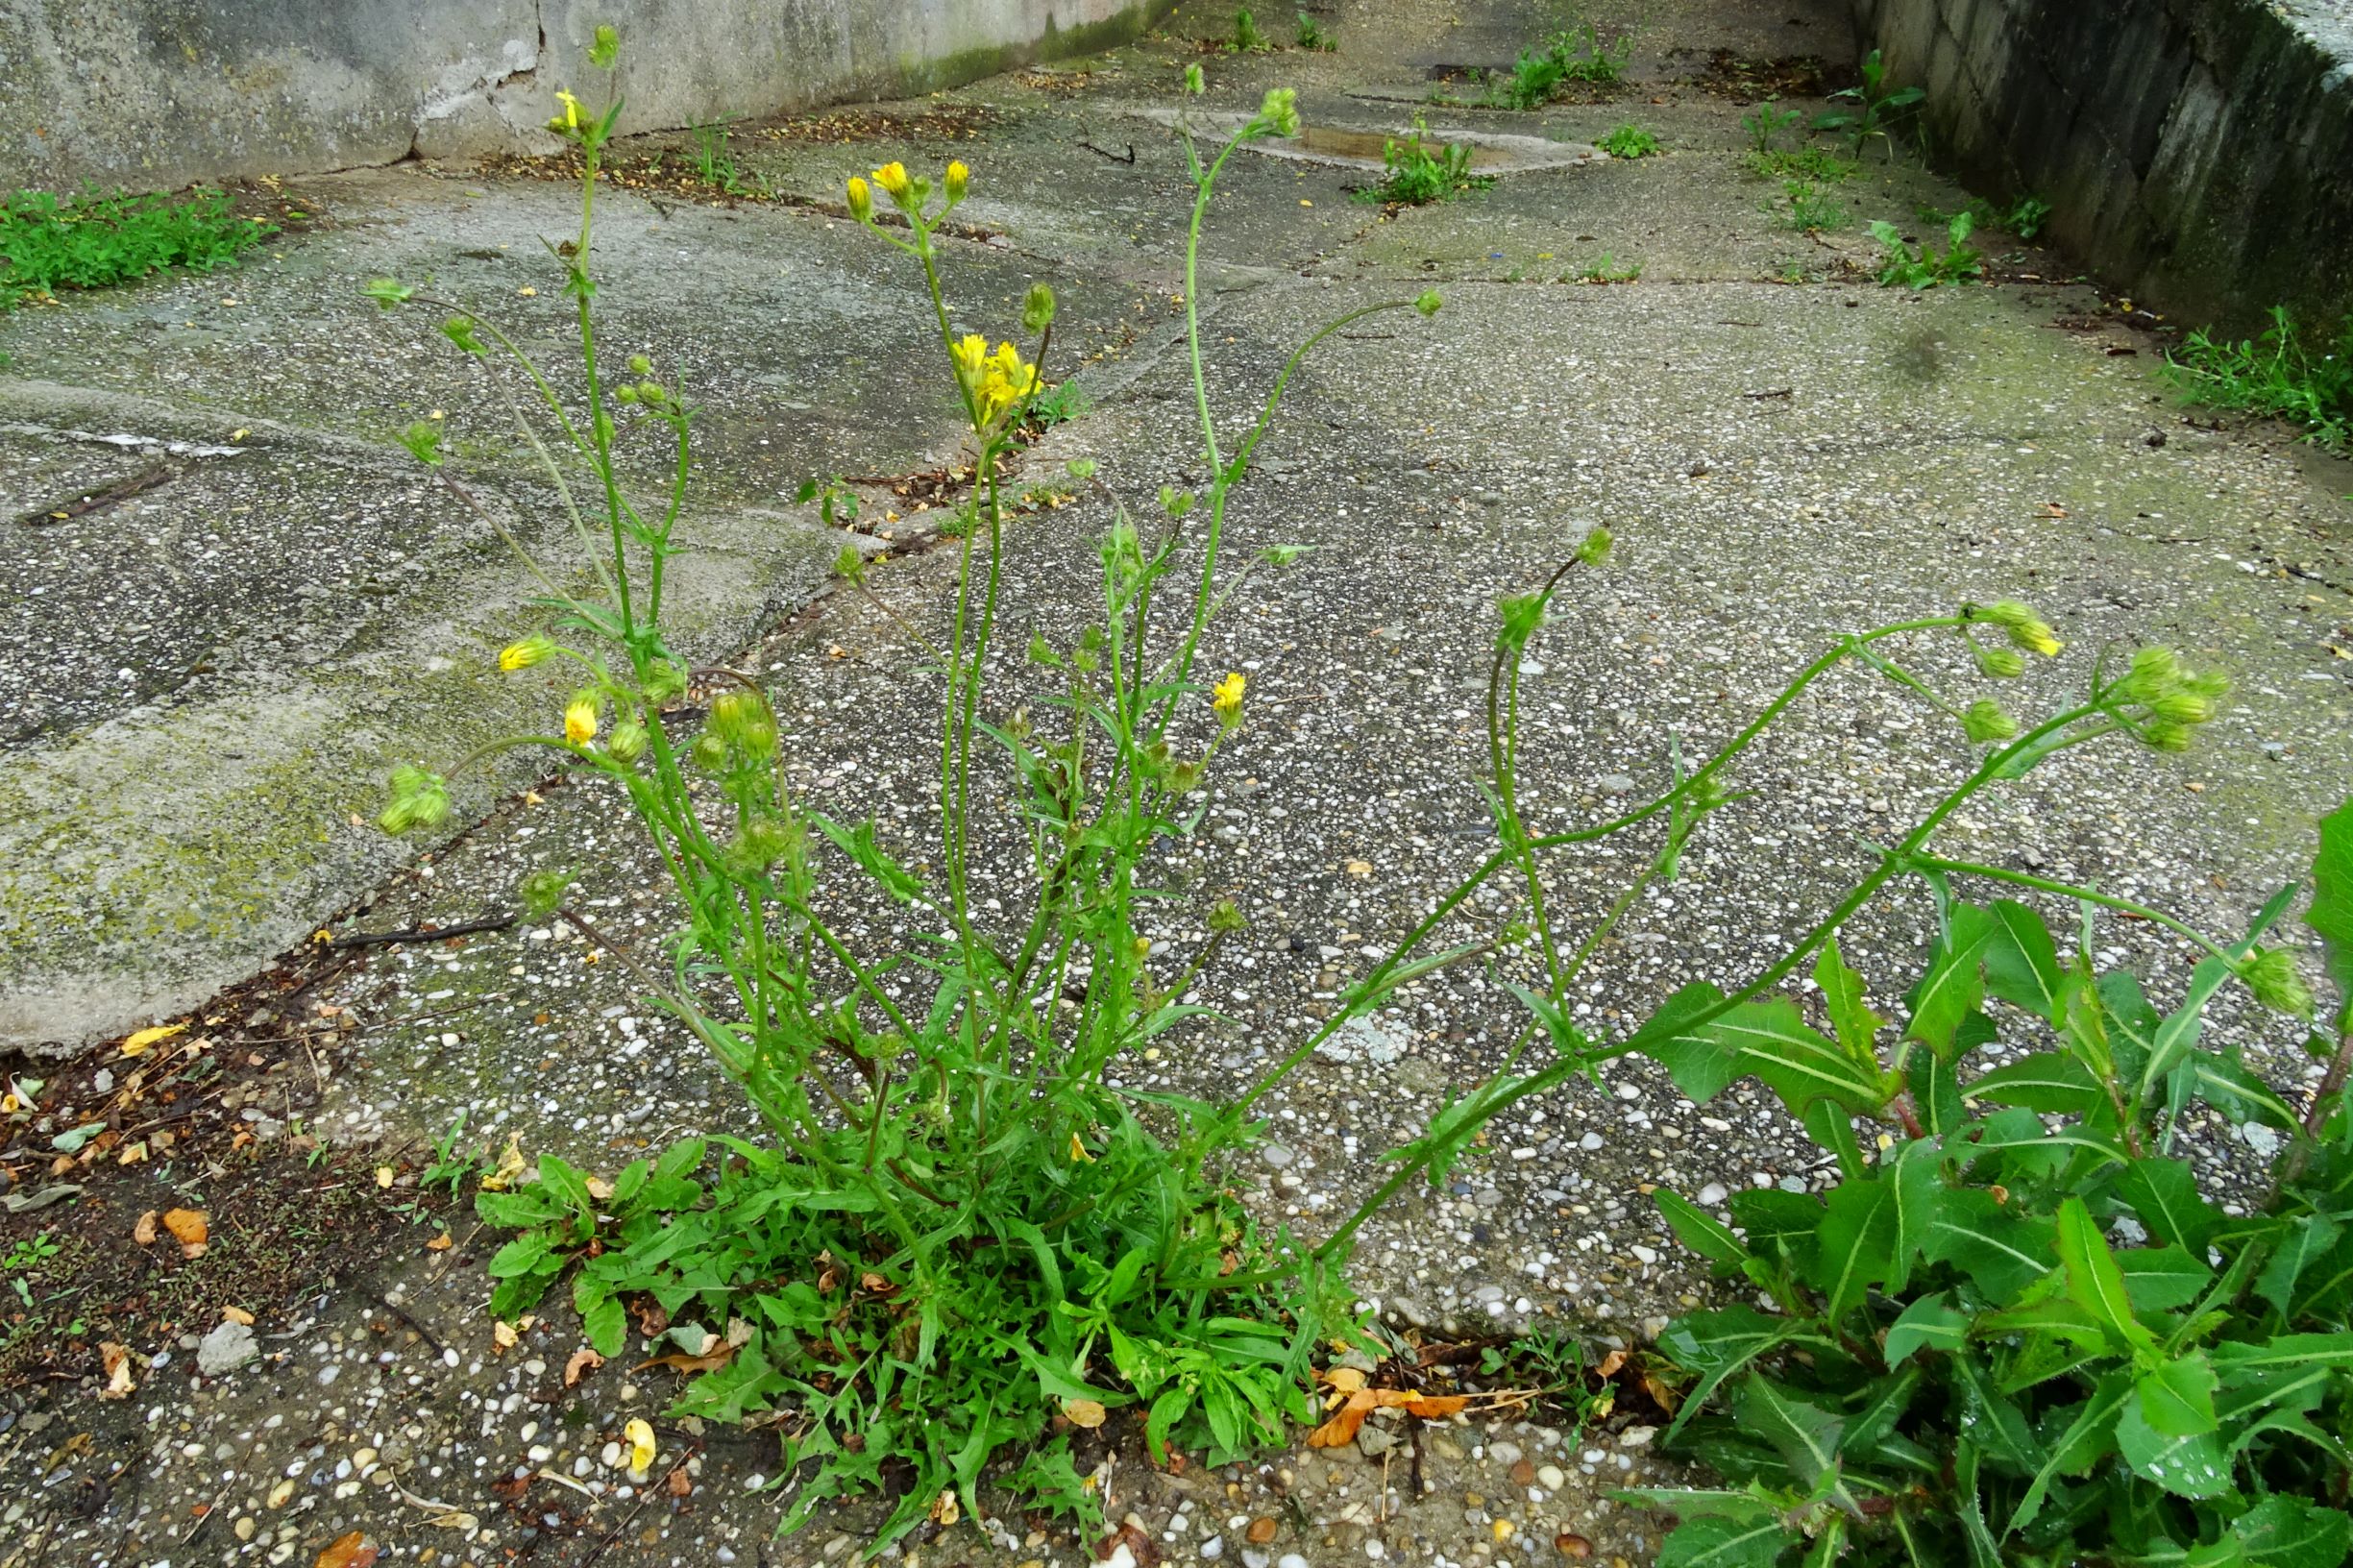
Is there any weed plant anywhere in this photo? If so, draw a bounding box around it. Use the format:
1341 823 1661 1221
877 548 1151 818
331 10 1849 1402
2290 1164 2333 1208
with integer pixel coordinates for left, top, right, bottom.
1778 179 1850 233
1358 119 1494 205
1 184 273 307
1742 100 1803 154
1627 796 2353 1566
1917 195 2050 243
1818 49 1924 159
1597 123 1660 159
1571 254 1642 283
1743 146 1855 184
1230 7 1269 51
2162 306 2353 453
1870 211 1982 287
365 28 2340 1554
1295 9 1334 50
1491 24 1630 109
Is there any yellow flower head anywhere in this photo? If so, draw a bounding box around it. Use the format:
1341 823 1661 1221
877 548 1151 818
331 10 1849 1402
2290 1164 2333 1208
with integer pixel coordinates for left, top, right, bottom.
564 694 600 746
944 159 969 202
553 89 584 132
499 634 555 672
871 161 911 198
846 176 872 222
975 341 1038 425
1213 672 1246 715
950 332 989 382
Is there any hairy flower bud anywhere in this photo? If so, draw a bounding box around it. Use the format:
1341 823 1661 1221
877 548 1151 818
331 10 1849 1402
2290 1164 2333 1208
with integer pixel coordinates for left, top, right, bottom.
1576 526 1614 567
1256 86 1300 137
378 765 451 834
2140 718 2193 752
627 354 652 377
1974 600 2061 656
944 159 969 203
846 176 873 222
691 731 728 771
564 693 601 746
1973 642 2026 679
2242 946 2316 1017
605 719 649 763
1022 282 1057 332
2149 692 2215 725
1415 288 1443 317
1961 698 2020 744
499 634 556 672
641 659 686 705
709 690 767 748
588 23 620 68
518 868 575 918
2120 645 2182 702
730 817 797 872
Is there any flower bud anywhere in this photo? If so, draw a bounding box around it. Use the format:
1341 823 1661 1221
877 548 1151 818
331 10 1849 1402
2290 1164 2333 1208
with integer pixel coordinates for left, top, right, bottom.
2140 719 2193 752
2242 946 2316 1017
588 24 620 68
1973 643 2026 679
628 354 652 376
2150 692 2215 725
2120 646 2182 701
615 383 640 404
518 868 574 917
1415 288 1443 317
1498 592 1546 650
944 159 969 203
637 381 666 404
605 719 649 763
1022 282 1057 331
1961 698 2019 744
641 659 686 704
709 690 766 747
691 731 728 771
1977 600 2061 656
499 634 556 672
400 420 444 467
1186 63 1205 94
731 818 797 870
846 176 873 222
1577 526 1614 566
378 765 451 834
1256 86 1300 137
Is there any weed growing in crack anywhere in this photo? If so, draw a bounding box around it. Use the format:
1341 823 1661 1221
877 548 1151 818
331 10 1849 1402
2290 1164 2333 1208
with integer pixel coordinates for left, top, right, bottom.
1742 98 1803 154
1596 123 1660 159
1491 24 1630 110
1229 7 1270 52
1742 144 1855 184
1870 210 1983 287
0 184 274 308
1358 117 1495 205
1816 47 1924 159
1776 178 1851 233
2162 306 2353 453
1569 253 1642 283
1294 9 1335 51
793 474 863 527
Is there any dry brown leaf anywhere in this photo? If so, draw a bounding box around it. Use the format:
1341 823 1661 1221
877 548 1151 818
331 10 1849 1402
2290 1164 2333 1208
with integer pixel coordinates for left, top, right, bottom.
478 1134 527 1192
665 1462 693 1497
1594 1348 1629 1378
491 1319 519 1352
163 1208 208 1258
633 1346 734 1375
1306 1394 1370 1447
1062 1397 1108 1430
425 1233 453 1252
564 1347 604 1386
584 1176 614 1201
1639 1371 1680 1413
132 1210 159 1246
1319 1366 1368 1394
99 1342 135 1399
860 1271 895 1295
314 1530 380 1568
222 1305 256 1327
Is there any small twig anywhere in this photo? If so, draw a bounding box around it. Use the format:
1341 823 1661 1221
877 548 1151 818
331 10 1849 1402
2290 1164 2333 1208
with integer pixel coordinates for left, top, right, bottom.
578 1496 652 1568
325 914 518 949
1078 139 1137 163
375 1293 450 1359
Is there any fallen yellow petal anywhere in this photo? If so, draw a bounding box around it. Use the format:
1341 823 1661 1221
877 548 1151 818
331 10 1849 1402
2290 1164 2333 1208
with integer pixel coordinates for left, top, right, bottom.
625 1416 657 1475
122 1022 186 1056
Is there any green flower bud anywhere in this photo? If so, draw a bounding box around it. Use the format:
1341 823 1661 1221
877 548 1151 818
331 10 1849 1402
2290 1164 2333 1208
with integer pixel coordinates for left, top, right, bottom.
641 658 686 704
588 23 620 68
2119 646 2182 702
2141 719 2194 752
1159 486 1195 518
709 690 766 747
1576 526 1613 567
637 381 666 405
442 316 487 355
729 817 797 872
378 765 451 834
1022 282 1057 332
399 420 445 467
1415 288 1443 317
2242 946 2316 1017
1209 897 1247 934
518 868 575 918
1974 599 2062 656
1973 642 2026 679
2149 692 2215 724
1028 632 1060 666
1498 592 1546 650
1185 62 1205 94
1961 698 2020 744
627 354 652 376
615 383 640 404
831 544 867 585
1256 86 1300 137
691 731 728 771
605 719 649 763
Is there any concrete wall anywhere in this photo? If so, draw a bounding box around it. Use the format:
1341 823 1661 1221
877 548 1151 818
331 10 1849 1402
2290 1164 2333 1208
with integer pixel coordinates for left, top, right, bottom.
1851 0 2353 331
0 0 1169 191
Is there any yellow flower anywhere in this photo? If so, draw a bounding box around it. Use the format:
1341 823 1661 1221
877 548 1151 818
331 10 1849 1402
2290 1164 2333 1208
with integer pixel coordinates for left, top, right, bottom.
871 161 910 198
564 695 600 746
499 634 555 672
974 340 1039 424
553 89 583 132
1213 672 1246 714
951 332 989 383
846 176 872 222
1068 1132 1095 1163
944 159 969 201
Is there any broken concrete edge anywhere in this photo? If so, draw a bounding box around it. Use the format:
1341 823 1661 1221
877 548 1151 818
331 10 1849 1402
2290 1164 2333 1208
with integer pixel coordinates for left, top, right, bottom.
1851 0 2353 334
1130 107 1604 171
0 0 1181 195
